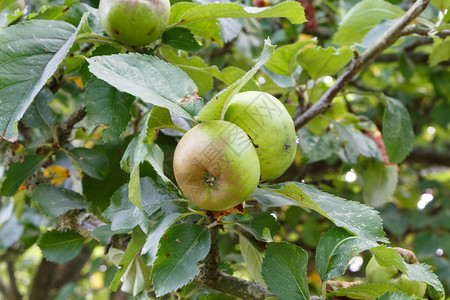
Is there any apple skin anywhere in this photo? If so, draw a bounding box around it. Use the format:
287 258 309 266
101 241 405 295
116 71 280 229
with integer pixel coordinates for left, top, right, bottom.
173 120 260 211
366 256 427 297
253 0 270 7
223 91 297 182
99 0 170 46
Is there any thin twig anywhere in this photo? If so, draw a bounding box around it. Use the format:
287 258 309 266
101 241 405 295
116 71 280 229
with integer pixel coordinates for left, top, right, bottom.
401 25 450 38
294 0 430 130
56 104 87 145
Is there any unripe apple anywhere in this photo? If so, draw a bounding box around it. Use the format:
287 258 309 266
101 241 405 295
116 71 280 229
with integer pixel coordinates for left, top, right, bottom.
173 120 260 211
223 91 297 182
366 256 427 297
99 0 170 46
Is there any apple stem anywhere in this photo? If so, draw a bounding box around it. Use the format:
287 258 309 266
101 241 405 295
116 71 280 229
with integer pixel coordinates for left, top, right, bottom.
75 32 135 52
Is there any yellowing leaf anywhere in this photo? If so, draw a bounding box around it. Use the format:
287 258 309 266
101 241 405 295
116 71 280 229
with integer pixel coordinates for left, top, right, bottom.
65 76 84 89
84 126 108 149
43 166 71 185
297 34 314 42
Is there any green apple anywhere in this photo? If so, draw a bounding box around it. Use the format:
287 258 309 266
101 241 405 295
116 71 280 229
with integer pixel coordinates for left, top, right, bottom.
173 120 260 211
366 256 427 297
223 91 297 182
99 0 170 46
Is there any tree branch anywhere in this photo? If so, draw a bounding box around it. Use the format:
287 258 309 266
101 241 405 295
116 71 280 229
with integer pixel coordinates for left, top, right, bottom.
7 260 22 300
194 271 273 300
406 146 450 166
186 213 275 299
51 246 92 290
194 217 273 300
294 0 430 130
401 25 450 38
374 52 450 66
60 209 275 299
56 104 87 145
29 258 57 300
0 277 12 300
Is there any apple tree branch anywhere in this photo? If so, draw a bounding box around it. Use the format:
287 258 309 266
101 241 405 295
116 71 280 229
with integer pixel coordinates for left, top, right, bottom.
294 0 430 130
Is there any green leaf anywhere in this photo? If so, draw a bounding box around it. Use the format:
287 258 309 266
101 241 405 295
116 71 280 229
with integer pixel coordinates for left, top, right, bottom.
81 140 130 212
87 53 197 121
298 128 340 163
357 160 398 208
120 255 152 296
38 230 84 264
146 106 188 134
197 39 276 121
333 0 404 46
252 187 299 207
262 242 309 300
431 0 450 11
103 181 148 232
0 0 15 12
120 111 174 208
139 178 179 217
298 46 353 79
0 19 80 141
0 215 24 248
430 69 450 101
371 246 444 295
109 227 148 292
68 147 110 180
152 223 211 296
254 183 388 243
177 20 222 46
141 213 181 266
54 283 77 300
162 27 201 52
398 52 415 81
405 263 445 295
171 1 306 26
63 3 103 33
350 129 384 161
429 37 450 67
331 120 360 165
265 40 316 76
329 284 400 300
316 227 374 282
0 155 47 196
360 19 398 50
382 96 414 164
21 88 56 129
161 46 259 93
236 212 280 242
169 2 222 45
239 234 265 284
160 47 213 95
376 291 415 300
91 225 129 245
31 185 88 217
371 246 408 273
84 77 134 142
